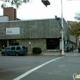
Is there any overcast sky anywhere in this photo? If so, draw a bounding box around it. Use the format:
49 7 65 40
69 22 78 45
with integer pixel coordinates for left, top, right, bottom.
0 0 80 21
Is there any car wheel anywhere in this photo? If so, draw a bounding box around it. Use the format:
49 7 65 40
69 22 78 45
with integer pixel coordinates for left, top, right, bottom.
2 53 5 56
15 53 19 56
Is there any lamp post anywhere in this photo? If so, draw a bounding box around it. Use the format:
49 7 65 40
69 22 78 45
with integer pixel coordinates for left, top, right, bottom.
55 0 65 55
61 0 65 55
41 0 65 55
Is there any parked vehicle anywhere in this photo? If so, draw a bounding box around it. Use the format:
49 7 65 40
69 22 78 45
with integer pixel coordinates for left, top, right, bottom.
1 45 28 56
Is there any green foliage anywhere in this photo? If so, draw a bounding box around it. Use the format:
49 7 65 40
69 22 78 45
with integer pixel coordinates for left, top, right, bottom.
1 0 30 8
32 47 42 54
1 4 7 8
69 21 80 38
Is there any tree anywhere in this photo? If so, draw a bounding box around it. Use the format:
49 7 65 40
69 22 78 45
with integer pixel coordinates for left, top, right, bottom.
69 21 80 48
1 0 50 8
1 0 30 8
70 22 80 37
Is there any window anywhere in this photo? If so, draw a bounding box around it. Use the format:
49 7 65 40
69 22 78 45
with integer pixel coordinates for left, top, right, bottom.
46 38 59 49
22 46 26 50
11 47 15 50
16 47 20 50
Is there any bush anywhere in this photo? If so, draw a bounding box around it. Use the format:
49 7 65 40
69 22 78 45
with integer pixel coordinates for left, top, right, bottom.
32 47 42 54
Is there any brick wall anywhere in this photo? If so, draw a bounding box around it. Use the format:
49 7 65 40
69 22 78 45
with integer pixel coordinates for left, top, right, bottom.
3 7 16 21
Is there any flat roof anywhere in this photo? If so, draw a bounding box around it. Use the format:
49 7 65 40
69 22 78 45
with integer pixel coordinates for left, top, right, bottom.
0 17 56 23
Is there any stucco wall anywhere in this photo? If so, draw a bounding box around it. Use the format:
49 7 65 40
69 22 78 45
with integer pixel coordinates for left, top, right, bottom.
69 34 76 43
0 18 68 39
18 39 46 52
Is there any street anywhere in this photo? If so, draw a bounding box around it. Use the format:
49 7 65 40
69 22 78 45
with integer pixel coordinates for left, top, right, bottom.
0 52 80 80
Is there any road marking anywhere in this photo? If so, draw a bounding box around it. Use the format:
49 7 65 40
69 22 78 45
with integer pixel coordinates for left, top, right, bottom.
13 57 63 80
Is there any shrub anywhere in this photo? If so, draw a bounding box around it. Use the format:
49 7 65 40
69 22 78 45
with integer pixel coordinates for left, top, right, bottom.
32 47 42 54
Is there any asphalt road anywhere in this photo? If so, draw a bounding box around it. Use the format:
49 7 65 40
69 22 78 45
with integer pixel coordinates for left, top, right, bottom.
0 52 80 80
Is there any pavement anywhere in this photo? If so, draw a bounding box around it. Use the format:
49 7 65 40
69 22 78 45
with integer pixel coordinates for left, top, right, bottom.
41 51 61 56
65 49 80 57
41 49 80 57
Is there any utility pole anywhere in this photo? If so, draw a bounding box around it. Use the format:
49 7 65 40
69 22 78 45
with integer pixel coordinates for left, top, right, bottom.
61 0 65 55
41 0 65 55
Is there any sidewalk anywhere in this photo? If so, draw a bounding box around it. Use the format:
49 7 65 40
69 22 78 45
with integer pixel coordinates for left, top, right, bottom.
41 49 80 57
65 49 80 57
41 51 61 56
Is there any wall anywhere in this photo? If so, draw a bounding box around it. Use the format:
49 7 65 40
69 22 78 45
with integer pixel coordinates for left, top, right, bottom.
0 16 9 22
19 39 46 52
3 7 16 21
0 18 68 39
69 34 76 43
0 18 73 52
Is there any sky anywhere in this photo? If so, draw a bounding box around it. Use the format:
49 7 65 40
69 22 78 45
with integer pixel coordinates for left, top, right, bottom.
0 0 80 21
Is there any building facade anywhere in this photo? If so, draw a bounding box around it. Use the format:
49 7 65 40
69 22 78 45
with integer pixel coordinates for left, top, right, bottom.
0 16 9 22
0 7 74 53
0 18 69 52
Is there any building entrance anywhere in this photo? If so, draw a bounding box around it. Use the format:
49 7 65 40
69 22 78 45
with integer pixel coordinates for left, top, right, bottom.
46 38 59 49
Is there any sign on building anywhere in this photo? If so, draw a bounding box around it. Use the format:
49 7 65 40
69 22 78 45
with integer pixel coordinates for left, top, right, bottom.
6 27 20 35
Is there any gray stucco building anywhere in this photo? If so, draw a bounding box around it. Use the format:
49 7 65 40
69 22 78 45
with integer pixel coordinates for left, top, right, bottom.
0 18 69 52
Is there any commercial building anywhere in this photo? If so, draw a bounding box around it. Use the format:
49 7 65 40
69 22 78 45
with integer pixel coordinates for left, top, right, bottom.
0 7 75 53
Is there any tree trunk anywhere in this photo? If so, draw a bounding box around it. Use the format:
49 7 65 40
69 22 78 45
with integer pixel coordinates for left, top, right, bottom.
75 36 78 48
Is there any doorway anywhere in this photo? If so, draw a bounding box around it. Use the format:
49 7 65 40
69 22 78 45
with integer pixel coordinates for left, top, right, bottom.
46 38 59 49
